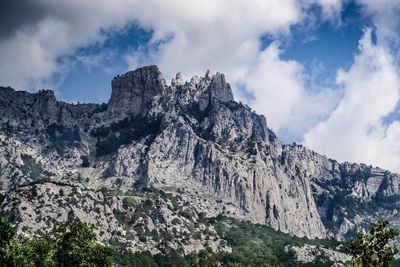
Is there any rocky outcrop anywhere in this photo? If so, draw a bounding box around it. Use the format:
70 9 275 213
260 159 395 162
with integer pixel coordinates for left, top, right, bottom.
198 72 233 111
1 65 400 245
0 87 104 131
107 65 166 119
285 244 351 265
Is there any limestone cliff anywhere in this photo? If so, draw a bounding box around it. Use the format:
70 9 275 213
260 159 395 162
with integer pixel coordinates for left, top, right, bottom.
1 65 400 247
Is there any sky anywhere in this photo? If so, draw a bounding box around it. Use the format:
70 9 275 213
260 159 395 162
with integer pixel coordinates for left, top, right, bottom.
1 0 400 172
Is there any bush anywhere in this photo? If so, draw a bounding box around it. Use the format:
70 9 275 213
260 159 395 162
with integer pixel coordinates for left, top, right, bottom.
210 216 340 266
171 218 181 225
122 197 137 209
179 209 193 220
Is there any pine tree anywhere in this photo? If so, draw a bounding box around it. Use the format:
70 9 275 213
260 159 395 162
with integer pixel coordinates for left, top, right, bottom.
349 220 398 267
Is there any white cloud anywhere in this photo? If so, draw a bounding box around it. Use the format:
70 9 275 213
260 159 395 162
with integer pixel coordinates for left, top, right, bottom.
303 29 400 172
0 1 115 89
126 0 303 80
303 0 344 21
0 18 64 90
241 43 340 139
0 0 304 90
356 0 400 49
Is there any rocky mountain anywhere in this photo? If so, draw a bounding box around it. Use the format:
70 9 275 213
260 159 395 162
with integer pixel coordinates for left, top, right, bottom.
0 65 400 259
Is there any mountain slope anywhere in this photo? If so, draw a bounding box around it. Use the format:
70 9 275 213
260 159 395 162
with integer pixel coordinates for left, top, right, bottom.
0 65 399 249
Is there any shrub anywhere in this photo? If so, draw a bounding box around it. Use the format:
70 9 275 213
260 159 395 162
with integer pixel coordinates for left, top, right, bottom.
171 218 181 225
122 197 137 209
179 209 193 220
93 117 161 157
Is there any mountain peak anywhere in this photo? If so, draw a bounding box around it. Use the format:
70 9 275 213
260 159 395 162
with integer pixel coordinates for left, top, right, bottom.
205 69 215 81
171 72 184 87
198 72 234 111
107 65 166 118
209 72 233 102
107 66 235 118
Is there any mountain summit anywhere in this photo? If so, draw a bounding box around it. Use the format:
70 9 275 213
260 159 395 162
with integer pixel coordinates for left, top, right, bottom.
1 66 400 254
108 65 166 118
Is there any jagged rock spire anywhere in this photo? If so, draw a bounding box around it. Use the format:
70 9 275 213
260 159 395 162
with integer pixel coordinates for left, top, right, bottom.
171 72 185 87
107 65 235 117
205 69 215 81
199 72 234 111
107 65 166 118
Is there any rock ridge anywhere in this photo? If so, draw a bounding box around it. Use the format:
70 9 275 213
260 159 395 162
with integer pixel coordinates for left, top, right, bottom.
0 65 400 245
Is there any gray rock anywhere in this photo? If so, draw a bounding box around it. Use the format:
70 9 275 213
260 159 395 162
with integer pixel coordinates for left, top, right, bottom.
1 65 400 251
107 65 166 118
285 244 351 265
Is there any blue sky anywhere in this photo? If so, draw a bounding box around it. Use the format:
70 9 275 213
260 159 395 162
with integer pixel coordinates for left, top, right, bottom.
1 0 400 172
56 24 153 103
57 2 365 103
54 1 368 104
282 2 365 83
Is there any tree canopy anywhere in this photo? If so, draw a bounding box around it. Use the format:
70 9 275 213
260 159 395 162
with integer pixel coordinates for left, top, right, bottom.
0 216 112 267
349 219 399 267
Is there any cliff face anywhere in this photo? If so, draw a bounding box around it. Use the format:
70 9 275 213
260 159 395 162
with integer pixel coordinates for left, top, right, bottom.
107 65 166 119
1 65 400 246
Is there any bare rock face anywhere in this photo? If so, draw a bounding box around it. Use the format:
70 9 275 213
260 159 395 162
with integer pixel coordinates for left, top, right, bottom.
285 244 351 265
0 88 58 130
1 65 400 248
107 65 166 119
198 72 234 111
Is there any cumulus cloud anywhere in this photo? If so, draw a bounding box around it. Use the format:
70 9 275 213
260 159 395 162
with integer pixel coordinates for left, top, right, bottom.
241 43 340 139
125 0 303 80
0 0 304 89
0 18 72 90
0 0 342 89
303 29 400 172
0 0 130 89
357 0 400 49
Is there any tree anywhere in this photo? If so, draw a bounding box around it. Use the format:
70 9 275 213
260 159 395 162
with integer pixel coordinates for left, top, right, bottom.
55 220 112 267
349 220 399 267
0 217 112 267
0 215 15 247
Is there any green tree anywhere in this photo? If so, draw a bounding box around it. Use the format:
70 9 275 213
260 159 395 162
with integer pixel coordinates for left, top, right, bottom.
0 215 17 265
349 220 399 267
26 236 57 267
0 217 112 267
0 215 15 248
55 220 112 267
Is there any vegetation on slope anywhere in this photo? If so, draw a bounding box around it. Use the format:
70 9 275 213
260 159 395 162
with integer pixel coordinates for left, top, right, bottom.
104 188 348 266
91 116 161 156
3 187 399 266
